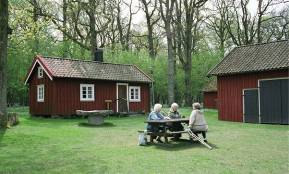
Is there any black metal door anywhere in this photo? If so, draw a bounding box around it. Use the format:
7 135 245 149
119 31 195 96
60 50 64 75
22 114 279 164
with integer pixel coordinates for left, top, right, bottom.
244 89 259 123
280 79 288 124
260 80 282 124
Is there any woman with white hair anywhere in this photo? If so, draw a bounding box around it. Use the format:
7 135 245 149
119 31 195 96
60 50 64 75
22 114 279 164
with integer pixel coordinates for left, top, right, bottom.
168 103 183 140
168 103 181 119
147 104 167 143
189 102 208 142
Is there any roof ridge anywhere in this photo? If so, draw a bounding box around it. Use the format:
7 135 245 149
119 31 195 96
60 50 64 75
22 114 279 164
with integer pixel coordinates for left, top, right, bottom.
42 56 134 67
236 39 288 48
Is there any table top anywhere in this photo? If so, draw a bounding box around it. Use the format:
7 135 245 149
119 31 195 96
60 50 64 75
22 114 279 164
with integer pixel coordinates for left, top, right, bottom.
145 118 189 124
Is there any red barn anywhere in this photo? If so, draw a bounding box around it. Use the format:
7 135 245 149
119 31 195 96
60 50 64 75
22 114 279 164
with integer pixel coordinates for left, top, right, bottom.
208 40 288 124
203 79 218 109
24 55 152 116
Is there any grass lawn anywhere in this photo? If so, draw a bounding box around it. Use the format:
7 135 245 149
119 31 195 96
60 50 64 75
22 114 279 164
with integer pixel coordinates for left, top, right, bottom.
0 107 288 174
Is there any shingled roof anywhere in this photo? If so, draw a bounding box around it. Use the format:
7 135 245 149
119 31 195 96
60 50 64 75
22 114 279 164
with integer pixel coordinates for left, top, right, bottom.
208 40 289 76
25 56 153 84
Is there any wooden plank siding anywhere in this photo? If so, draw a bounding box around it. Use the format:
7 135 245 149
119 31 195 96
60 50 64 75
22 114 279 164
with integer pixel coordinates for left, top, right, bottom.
217 69 289 122
203 91 218 109
129 83 150 113
29 66 55 116
28 64 150 116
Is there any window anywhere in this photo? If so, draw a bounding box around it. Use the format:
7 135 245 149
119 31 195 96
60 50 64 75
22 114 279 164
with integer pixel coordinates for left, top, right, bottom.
37 85 44 102
38 67 43 78
129 86 141 102
80 84 95 101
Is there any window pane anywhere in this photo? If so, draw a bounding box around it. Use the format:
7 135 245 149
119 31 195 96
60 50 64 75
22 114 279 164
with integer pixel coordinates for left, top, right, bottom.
83 94 86 98
88 94 92 99
88 90 92 95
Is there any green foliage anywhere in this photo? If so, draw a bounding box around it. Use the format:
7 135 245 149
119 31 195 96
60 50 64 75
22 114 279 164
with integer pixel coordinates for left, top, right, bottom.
105 49 221 105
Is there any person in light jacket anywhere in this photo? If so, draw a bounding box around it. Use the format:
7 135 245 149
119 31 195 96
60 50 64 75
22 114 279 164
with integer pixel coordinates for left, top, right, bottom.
189 102 208 142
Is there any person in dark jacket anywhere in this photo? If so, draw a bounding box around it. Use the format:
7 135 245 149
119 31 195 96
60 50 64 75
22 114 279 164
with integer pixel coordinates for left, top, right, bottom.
168 103 183 140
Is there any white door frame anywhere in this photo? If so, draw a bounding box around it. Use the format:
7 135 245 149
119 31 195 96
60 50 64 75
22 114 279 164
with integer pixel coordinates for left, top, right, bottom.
116 83 129 112
257 77 289 123
242 88 259 123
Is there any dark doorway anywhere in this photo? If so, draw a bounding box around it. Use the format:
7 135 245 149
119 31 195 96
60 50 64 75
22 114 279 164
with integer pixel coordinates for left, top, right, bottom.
243 89 259 123
117 84 128 112
260 79 288 124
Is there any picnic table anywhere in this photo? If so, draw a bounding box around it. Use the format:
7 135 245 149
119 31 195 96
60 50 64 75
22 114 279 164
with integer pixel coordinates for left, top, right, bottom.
144 118 190 143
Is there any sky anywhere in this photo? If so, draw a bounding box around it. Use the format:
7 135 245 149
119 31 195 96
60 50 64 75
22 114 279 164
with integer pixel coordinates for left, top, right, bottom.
125 0 287 27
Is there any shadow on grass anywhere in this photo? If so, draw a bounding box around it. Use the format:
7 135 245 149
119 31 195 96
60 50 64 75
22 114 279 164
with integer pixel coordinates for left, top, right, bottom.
151 139 218 151
78 122 116 128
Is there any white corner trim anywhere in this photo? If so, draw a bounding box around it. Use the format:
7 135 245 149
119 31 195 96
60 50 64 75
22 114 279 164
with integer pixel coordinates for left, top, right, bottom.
24 59 53 85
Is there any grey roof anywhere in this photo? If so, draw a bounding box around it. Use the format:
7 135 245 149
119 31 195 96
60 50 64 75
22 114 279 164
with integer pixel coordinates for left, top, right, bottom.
208 40 289 76
40 56 152 83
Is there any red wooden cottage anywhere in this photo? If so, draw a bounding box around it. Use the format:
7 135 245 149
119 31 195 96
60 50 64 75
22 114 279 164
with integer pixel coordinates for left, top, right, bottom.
24 55 153 116
208 40 288 124
202 79 218 109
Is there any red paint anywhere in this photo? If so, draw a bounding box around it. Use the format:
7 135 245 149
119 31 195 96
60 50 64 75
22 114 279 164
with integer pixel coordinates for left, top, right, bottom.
217 70 289 122
203 91 217 109
29 64 151 116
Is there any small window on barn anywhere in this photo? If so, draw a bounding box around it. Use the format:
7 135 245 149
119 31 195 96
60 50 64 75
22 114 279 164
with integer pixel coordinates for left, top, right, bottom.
129 86 141 102
80 84 95 101
38 66 44 78
37 85 44 102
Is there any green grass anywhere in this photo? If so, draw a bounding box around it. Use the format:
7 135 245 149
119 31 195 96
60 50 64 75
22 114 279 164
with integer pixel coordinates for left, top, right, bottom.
0 107 288 174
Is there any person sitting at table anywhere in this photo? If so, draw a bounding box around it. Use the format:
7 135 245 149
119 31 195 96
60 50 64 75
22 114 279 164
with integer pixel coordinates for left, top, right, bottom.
168 103 181 119
147 104 168 143
168 103 183 140
189 102 208 142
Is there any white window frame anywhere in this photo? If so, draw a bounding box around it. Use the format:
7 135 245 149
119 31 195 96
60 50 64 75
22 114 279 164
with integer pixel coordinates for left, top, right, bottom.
80 84 95 101
38 66 44 78
129 86 141 102
37 84 44 102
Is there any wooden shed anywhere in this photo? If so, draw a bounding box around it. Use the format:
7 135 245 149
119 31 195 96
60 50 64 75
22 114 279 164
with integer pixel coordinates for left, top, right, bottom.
24 55 153 116
202 79 218 109
208 40 288 124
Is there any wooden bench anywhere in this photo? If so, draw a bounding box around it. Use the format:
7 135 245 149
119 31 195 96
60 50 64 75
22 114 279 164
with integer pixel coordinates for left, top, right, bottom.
138 130 188 143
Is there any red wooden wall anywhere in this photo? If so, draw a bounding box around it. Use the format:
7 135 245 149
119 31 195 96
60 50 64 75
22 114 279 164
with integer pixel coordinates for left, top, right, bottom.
129 83 150 113
217 69 289 122
203 91 218 109
28 64 151 116
29 67 55 115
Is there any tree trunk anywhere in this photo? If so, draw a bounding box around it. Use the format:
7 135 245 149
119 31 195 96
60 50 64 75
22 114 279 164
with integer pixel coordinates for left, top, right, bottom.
166 24 175 105
89 0 97 60
62 0 69 57
0 0 8 128
32 0 39 54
